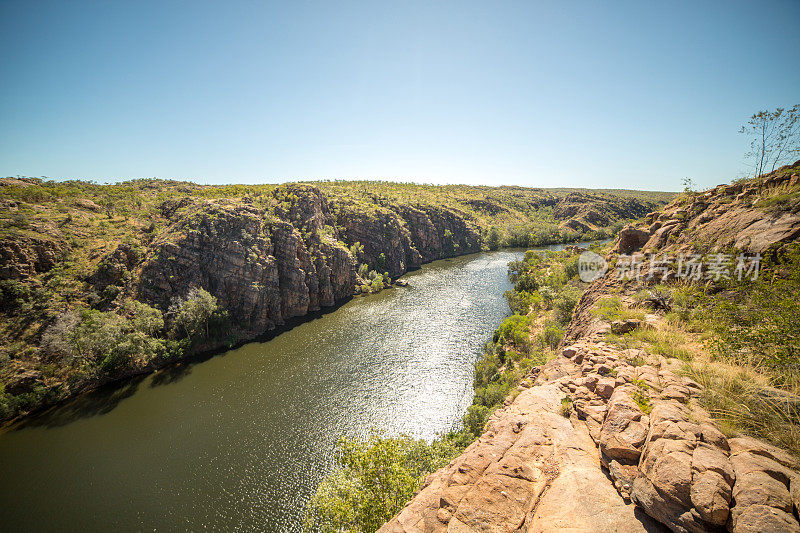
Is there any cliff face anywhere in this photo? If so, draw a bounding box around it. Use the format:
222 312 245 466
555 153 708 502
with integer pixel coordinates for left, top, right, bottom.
0 178 670 422
136 185 481 336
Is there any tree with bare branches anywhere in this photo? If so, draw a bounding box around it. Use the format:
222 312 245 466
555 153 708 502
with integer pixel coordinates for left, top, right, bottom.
740 104 799 178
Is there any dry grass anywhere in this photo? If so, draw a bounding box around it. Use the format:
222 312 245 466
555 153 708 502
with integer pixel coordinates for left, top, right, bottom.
683 358 800 457
604 282 800 458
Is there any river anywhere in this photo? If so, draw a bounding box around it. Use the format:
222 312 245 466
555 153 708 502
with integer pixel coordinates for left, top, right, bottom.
0 247 572 532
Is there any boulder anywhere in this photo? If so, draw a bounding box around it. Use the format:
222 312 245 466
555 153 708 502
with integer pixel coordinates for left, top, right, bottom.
611 319 642 335
615 226 651 254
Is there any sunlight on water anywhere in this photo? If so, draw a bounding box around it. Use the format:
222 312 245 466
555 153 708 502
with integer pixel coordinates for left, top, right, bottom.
0 251 528 532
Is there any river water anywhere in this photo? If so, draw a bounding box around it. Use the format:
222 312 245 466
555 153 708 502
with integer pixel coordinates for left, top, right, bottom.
0 249 538 532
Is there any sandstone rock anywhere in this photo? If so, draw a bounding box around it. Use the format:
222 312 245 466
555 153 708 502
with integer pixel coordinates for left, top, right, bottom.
598 389 647 463
561 346 578 359
5 369 42 395
615 226 651 254
730 451 795 486
732 471 793 512
0 236 66 280
595 377 616 399
690 469 731 525
631 476 707 533
692 443 734 485
729 436 800 471
611 319 642 335
73 198 102 212
699 423 729 451
729 504 800 533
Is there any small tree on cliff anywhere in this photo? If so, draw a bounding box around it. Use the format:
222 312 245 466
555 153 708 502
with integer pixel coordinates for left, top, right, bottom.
169 287 219 341
740 104 800 178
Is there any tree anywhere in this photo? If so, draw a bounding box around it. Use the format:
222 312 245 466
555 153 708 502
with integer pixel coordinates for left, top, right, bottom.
486 226 501 250
303 432 459 533
740 104 800 178
169 287 219 340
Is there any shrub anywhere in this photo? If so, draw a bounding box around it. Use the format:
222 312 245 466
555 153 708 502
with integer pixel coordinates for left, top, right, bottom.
560 396 572 417
538 321 564 350
497 314 531 351
303 432 462 533
464 404 492 436
554 290 579 326
169 287 220 341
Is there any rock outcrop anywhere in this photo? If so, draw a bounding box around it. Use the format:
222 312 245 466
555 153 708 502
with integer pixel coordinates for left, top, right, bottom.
612 161 800 255
379 356 663 533
0 235 66 280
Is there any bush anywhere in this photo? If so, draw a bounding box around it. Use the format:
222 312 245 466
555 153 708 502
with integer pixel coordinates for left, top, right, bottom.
504 289 535 315
169 287 221 341
554 290 579 326
464 404 492 436
538 321 564 350
303 432 462 533
497 314 531 351
41 301 169 372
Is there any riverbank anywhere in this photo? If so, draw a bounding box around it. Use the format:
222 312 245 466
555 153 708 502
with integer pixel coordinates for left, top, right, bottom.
306 246 592 531
379 164 800 533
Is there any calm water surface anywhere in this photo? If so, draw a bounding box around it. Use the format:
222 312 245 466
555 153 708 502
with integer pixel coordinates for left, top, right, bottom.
0 249 556 532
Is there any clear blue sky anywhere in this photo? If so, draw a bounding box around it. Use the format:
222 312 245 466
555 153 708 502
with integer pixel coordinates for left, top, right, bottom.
1 1 798 190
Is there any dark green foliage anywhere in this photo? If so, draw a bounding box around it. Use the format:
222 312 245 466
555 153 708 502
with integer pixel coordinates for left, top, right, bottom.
486 226 501 250
554 290 579 326
538 321 565 350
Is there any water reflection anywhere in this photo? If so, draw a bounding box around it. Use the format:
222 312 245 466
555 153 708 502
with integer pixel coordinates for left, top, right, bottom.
0 250 525 532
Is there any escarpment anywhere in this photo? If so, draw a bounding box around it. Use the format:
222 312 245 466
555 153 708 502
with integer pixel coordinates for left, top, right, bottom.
612 160 800 256
136 185 481 336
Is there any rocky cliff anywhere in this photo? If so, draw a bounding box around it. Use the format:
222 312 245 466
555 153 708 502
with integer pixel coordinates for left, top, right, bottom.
2 179 670 422
135 185 481 336
614 160 800 255
381 278 800 533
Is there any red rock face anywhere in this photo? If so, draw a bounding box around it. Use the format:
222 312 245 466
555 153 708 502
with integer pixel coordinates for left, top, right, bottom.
137 185 481 339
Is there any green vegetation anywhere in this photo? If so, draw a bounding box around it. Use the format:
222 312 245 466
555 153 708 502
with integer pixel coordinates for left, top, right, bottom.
560 396 573 417
0 177 671 422
607 327 694 362
305 249 588 531
303 432 462 533
0 284 224 420
592 296 645 322
631 379 653 414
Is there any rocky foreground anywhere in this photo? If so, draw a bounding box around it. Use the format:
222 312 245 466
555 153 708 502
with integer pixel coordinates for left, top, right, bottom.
380 275 800 532
380 162 800 532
